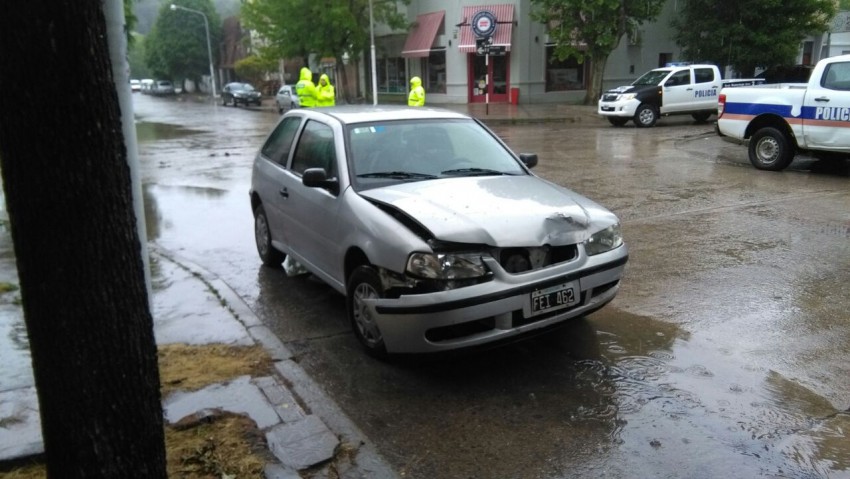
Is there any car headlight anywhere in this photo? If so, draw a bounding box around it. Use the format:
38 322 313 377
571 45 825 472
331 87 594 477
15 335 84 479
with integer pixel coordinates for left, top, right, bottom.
406 252 489 280
584 224 623 256
619 93 636 101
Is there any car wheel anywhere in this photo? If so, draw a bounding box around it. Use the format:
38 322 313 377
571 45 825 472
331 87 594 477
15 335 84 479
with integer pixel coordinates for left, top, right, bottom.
254 204 285 267
692 112 712 122
748 127 794 171
277 103 284 114
290 102 296 109
634 104 658 127
607 117 629 127
346 265 388 359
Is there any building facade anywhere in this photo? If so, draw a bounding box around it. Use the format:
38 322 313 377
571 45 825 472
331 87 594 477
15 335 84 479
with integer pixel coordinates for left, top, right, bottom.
370 0 685 104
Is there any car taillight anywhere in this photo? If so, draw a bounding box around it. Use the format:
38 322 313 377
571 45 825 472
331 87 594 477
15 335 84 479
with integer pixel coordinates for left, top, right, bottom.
718 93 726 117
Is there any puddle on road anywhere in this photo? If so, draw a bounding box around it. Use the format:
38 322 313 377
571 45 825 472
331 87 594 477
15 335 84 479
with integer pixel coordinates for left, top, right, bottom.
559 307 850 478
135 121 201 142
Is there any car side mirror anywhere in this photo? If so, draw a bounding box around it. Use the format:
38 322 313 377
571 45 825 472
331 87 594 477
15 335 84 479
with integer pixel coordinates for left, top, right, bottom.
519 153 538 169
302 167 339 194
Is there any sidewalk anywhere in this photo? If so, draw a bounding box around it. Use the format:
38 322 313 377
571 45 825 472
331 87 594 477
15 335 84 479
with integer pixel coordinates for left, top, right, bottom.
0 229 396 477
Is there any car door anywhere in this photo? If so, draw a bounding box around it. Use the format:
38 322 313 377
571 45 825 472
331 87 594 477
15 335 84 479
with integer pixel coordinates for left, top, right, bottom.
660 69 693 114
802 60 850 149
253 115 304 250
691 67 720 110
281 119 343 281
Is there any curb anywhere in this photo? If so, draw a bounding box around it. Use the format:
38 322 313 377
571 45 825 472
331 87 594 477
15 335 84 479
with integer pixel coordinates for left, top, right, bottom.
152 248 398 478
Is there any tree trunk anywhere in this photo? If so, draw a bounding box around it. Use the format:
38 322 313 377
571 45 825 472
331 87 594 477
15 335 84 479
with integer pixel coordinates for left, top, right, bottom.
586 55 609 106
0 2 167 477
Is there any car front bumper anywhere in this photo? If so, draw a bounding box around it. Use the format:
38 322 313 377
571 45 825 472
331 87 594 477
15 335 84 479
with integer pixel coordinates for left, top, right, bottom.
367 247 629 353
598 99 641 118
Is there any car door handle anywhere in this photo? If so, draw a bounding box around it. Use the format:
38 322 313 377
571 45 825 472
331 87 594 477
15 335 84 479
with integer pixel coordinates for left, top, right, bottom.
815 97 830 102
279 188 288 198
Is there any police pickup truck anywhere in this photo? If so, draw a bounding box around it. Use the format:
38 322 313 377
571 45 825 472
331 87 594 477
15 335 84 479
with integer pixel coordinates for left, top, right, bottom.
598 63 762 127
717 54 850 171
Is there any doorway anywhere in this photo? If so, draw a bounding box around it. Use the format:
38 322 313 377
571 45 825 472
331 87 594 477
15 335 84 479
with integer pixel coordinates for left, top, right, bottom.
469 53 509 103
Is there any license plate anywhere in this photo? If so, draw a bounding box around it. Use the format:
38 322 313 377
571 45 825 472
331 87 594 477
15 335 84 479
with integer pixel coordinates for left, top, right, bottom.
525 281 578 317
601 106 614 112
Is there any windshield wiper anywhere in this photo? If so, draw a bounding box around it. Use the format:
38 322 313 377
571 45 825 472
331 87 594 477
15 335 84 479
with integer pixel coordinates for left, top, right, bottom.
357 171 438 179
441 167 510 176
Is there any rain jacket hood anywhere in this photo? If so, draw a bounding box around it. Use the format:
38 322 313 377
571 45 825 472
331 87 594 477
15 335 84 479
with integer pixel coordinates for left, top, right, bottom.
408 76 425 106
317 74 335 107
296 67 318 107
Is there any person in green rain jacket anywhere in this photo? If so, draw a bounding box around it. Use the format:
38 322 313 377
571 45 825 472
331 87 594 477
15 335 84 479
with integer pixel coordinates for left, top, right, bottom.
317 74 335 107
295 67 318 108
408 76 425 106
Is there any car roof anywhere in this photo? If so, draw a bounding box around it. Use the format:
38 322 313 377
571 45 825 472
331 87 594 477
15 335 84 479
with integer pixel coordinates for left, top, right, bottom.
294 105 470 124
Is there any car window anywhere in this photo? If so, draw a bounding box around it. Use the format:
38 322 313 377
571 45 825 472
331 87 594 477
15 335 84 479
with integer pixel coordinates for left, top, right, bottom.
822 62 850 91
694 68 715 84
291 120 336 177
666 70 691 87
347 119 526 189
261 116 302 166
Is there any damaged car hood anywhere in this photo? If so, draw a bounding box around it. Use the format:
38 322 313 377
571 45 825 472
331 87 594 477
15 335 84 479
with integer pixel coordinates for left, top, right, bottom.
359 175 617 246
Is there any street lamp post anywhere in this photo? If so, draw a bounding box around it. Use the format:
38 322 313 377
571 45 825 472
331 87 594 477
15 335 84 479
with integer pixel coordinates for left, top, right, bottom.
170 4 217 98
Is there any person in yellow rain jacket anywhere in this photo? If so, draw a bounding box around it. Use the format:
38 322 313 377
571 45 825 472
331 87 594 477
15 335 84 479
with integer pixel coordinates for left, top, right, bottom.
408 76 425 106
295 67 318 108
317 73 335 107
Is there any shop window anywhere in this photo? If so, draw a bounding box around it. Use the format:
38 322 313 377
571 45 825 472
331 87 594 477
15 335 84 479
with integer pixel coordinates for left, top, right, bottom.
421 50 447 94
377 57 406 93
545 45 586 92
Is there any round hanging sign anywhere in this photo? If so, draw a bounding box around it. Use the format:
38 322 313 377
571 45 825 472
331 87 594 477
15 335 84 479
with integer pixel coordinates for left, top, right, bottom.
472 10 497 38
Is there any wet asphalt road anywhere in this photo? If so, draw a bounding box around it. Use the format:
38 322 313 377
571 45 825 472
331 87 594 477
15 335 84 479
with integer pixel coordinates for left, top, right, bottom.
133 94 850 478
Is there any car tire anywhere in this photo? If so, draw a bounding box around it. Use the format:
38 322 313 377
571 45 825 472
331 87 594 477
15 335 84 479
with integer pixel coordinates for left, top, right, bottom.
290 102 296 110
254 204 285 267
277 104 284 114
346 265 388 359
692 112 712 122
748 127 794 171
607 117 629 127
634 104 658 127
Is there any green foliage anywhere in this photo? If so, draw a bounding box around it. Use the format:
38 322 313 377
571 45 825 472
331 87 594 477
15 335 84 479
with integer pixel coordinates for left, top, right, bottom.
144 0 221 81
129 32 152 78
672 0 837 76
234 55 276 85
124 0 138 48
530 0 666 103
241 0 408 66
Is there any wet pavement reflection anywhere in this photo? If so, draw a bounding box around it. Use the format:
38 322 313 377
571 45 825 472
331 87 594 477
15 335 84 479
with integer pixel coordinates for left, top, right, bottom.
128 95 850 477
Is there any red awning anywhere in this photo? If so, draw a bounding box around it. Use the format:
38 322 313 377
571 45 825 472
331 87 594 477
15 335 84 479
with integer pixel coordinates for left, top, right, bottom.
458 4 514 53
401 10 445 58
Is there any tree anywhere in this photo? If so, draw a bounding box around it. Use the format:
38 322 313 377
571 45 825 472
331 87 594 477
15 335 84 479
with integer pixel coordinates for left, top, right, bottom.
145 0 221 82
530 0 666 105
0 1 167 477
235 54 277 87
241 0 409 102
672 0 836 76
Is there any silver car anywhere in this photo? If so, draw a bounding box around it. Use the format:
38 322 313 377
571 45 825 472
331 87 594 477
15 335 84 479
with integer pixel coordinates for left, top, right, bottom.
275 85 300 113
250 106 628 358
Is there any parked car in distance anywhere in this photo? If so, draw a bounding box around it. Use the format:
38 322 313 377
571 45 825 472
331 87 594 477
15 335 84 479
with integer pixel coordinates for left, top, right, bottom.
222 82 263 107
140 79 155 94
151 80 175 95
275 85 300 113
250 106 629 358
130 79 141 92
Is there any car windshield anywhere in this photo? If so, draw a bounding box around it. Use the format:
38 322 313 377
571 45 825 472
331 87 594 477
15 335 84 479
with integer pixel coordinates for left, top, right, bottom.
347 119 527 190
632 69 671 86
233 83 254 91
